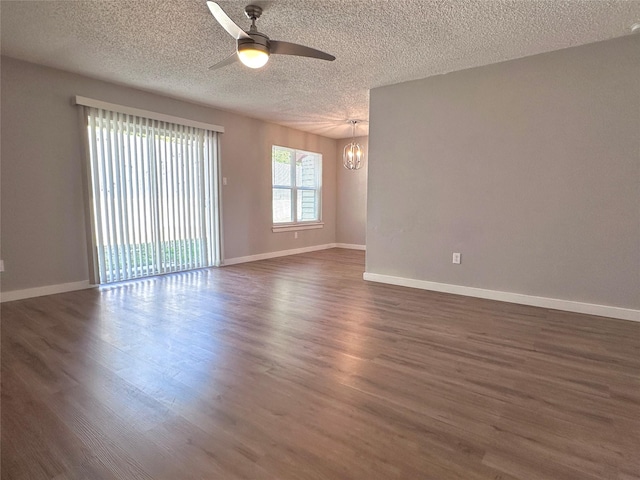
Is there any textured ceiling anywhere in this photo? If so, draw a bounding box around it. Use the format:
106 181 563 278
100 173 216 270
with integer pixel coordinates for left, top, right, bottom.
2 0 639 138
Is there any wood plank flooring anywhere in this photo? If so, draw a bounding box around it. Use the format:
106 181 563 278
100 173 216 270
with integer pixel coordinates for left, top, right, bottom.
2 248 639 479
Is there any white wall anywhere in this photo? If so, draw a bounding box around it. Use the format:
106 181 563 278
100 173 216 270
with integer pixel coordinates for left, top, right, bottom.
0 57 337 293
367 35 640 314
336 136 368 247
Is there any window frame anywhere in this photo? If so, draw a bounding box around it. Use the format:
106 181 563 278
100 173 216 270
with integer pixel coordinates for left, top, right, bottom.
271 145 323 232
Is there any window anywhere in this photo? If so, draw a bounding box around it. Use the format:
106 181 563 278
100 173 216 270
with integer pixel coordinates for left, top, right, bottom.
82 106 221 284
272 145 322 229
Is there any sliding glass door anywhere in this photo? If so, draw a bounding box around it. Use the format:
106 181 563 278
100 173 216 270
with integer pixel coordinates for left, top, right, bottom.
83 107 221 284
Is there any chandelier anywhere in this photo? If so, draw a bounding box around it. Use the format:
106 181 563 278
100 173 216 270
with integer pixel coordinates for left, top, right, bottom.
343 120 365 170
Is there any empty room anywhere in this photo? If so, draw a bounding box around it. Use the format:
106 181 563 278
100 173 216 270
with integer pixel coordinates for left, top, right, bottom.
1 1 639 479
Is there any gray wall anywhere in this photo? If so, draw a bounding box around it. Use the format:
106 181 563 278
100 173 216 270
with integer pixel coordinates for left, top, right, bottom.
367 35 640 310
1 57 337 292
336 136 368 246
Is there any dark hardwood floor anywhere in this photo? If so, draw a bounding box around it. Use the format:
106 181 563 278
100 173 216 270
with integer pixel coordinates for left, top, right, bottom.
2 248 639 479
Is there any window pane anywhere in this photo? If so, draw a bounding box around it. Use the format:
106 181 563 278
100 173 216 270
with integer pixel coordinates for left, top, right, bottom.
273 188 292 223
272 147 292 186
296 153 318 188
297 189 318 222
272 145 322 226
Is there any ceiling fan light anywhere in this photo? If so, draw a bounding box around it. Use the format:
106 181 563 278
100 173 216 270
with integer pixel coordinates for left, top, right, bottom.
237 44 270 69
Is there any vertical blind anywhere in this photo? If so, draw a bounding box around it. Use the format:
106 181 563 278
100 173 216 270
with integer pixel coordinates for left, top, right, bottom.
83 106 221 284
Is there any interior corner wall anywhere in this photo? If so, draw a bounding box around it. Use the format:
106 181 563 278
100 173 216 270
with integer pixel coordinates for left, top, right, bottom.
336 136 368 246
0 56 337 293
366 35 640 311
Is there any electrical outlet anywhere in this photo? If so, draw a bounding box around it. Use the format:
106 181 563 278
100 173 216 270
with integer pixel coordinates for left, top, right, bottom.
0 260 4 272
452 253 461 264
222 177 228 186
294 232 298 239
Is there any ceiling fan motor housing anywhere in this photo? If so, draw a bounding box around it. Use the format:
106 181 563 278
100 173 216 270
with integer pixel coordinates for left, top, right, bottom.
237 31 270 55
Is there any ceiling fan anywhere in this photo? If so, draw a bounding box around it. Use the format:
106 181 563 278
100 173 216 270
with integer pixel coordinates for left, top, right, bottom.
206 1 336 70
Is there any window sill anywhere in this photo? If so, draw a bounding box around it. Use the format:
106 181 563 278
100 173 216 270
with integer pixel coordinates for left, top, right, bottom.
272 222 324 233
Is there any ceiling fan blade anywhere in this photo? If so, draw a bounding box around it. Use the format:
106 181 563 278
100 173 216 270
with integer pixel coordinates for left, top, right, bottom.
206 1 250 40
270 41 335 61
208 52 238 71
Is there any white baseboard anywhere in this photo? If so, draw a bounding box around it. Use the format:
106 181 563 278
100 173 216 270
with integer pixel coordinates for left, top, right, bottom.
335 243 366 251
223 244 337 266
1 280 93 303
363 272 640 323
224 243 367 266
